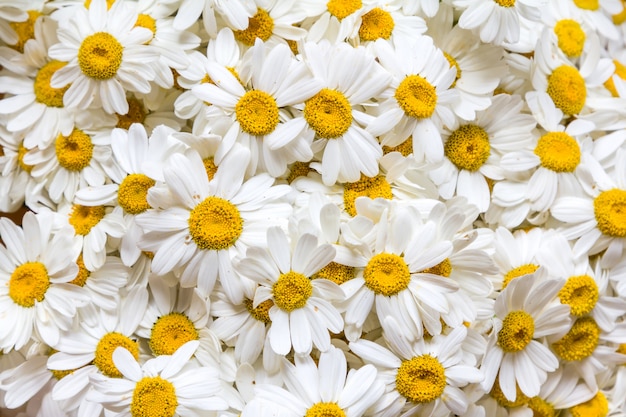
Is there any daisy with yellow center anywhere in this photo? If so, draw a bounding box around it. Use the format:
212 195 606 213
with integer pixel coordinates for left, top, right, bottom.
299 0 365 44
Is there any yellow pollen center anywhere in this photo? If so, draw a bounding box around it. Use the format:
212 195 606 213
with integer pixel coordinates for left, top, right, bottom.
315 262 356 285
131 377 178 417
116 97 146 129
118 174 155 215
304 88 353 139
34 61 69 107
70 254 90 286
9 262 49 308
503 264 539 288
272 271 313 312
552 316 600 361
327 0 362 19
287 161 313 183
363 253 411 296
617 343 626 356
613 2 626 24
528 396 557 417
546 65 586 115
235 90 279 136
421 258 452 277
604 60 626 97
244 298 273 323
570 392 608 417
203 157 218 181
135 14 157 39
55 129 93 171
9 10 41 53
395 355 446 404
490 377 529 407
593 188 626 237
358 8 394 41
572 0 599 10
188 196 243 251
233 8 274 45
343 174 393 216
383 136 413 157
48 349 76 380
494 0 516 7
534 131 581 172
78 32 123 80
558 275 599 316
554 19 586 58
17 142 34 173
443 52 462 88
395 75 437 119
94 332 140 378
498 310 535 353
69 204 106 236
305 402 347 417
149 312 199 356
444 124 490 172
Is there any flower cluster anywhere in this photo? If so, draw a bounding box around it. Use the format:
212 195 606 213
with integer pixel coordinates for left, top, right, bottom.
2 0 626 416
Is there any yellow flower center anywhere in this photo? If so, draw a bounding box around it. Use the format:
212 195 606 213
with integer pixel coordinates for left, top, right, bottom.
287 161 313 183
443 52 462 88
131 377 178 417
570 392 608 417
135 14 157 40
94 332 140 378
498 310 535 353
149 312 199 356
395 75 437 119
69 254 90 286
305 402 347 417
34 61 69 108
534 131 581 173
494 0 516 7
116 97 146 129
48 349 76 380
421 258 452 277
528 396 557 417
78 32 123 80
244 298 273 323
396 355 446 404
604 60 626 97
358 8 394 41
233 8 274 45
613 2 626 24
17 142 34 173
552 317 600 361
272 271 313 312
444 124 491 172
69 204 105 236
572 0 599 10
315 262 356 285
235 90 279 136
546 65 586 116
594 189 626 237
383 136 413 157
363 253 411 296
327 0 362 19
503 264 539 288
558 275 599 316
55 129 93 172
9 10 41 53
554 19 586 58
203 157 218 181
304 88 353 139
343 174 393 216
9 262 49 308
118 174 155 215
490 377 529 407
188 196 243 251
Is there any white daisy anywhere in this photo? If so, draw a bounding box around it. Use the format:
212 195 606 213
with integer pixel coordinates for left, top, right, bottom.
300 0 365 44
569 0 622 41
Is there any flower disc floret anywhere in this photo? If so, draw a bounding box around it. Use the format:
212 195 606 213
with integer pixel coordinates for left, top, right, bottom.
235 90 279 136
503 264 539 288
131 377 178 417
546 65 586 115
552 317 600 361
234 8 274 45
304 89 353 139
534 131 580 173
9 10 41 53
343 174 393 216
305 402 347 417
444 124 491 172
363 253 411 296
395 75 438 119
358 8 394 41
69 254 90 287
558 275 599 316
9 262 49 308
135 14 156 38
203 157 218 181
272 271 313 312
593 189 626 237
570 392 608 417
494 0 516 6
315 262 355 285
327 0 362 19
498 310 535 353
69 204 106 236
78 32 124 80
116 98 146 129
572 0 599 10
554 19 586 58
395 355 446 404
94 332 140 378
34 61 69 107
490 377 529 407
244 298 273 323
188 196 243 251
421 258 452 277
118 174 155 215
149 313 199 356
55 129 94 172
17 143 34 173
604 60 626 97
528 396 557 417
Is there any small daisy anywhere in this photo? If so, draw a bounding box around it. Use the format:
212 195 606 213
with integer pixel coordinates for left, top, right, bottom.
236 226 344 356
569 0 622 41
48 0 159 114
541 0 599 62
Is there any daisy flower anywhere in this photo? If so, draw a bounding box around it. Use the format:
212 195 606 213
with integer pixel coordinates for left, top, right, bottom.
300 0 365 44
48 0 159 114
0 211 89 350
236 226 344 356
569 0 622 41
243 345 384 417
367 35 458 164
88 340 228 417
135 147 292 302
480 273 572 402
350 324 483 416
